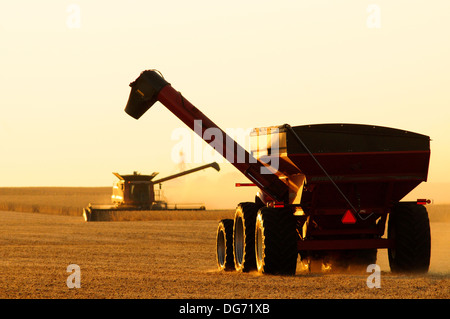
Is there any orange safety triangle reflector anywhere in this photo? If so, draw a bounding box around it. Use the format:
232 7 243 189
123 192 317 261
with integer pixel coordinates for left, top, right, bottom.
341 210 356 224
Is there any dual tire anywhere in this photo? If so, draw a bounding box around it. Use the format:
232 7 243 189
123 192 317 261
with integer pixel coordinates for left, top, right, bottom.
216 203 298 275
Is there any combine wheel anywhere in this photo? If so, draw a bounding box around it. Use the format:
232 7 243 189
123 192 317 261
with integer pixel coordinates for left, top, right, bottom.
216 219 235 271
255 207 298 275
388 202 431 273
233 202 261 272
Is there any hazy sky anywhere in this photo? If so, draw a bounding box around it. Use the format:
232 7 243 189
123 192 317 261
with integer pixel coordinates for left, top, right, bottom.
1 1 449 206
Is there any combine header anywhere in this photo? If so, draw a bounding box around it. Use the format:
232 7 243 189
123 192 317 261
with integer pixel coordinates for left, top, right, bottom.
124 70 431 274
83 162 220 221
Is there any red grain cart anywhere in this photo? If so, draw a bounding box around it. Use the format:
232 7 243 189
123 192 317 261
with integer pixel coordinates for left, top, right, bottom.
124 70 431 275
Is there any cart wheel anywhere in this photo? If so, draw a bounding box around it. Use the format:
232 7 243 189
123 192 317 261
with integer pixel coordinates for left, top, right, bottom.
216 219 235 271
255 207 298 275
233 202 261 272
388 202 431 273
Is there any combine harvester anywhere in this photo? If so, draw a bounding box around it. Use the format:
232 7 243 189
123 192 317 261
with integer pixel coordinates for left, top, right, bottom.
83 162 220 221
124 70 431 274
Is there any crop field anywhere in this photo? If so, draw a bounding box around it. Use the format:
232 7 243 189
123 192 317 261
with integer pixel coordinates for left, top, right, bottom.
0 187 111 217
0 187 448 300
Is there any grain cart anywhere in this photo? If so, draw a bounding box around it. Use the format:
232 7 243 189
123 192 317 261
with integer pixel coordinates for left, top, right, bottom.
124 70 431 274
83 162 220 221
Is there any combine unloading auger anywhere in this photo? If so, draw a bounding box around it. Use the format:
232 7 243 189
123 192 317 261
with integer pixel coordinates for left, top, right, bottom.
124 69 431 274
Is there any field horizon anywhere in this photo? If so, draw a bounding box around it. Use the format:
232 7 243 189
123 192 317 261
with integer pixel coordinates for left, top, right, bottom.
1 186 449 223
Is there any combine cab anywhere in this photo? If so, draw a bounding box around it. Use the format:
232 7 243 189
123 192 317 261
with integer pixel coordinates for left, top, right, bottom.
111 171 158 210
124 70 432 274
83 162 220 221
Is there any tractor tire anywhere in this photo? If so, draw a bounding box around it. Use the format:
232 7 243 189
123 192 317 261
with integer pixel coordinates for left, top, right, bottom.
233 202 261 272
388 202 431 273
216 219 235 271
255 207 298 275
